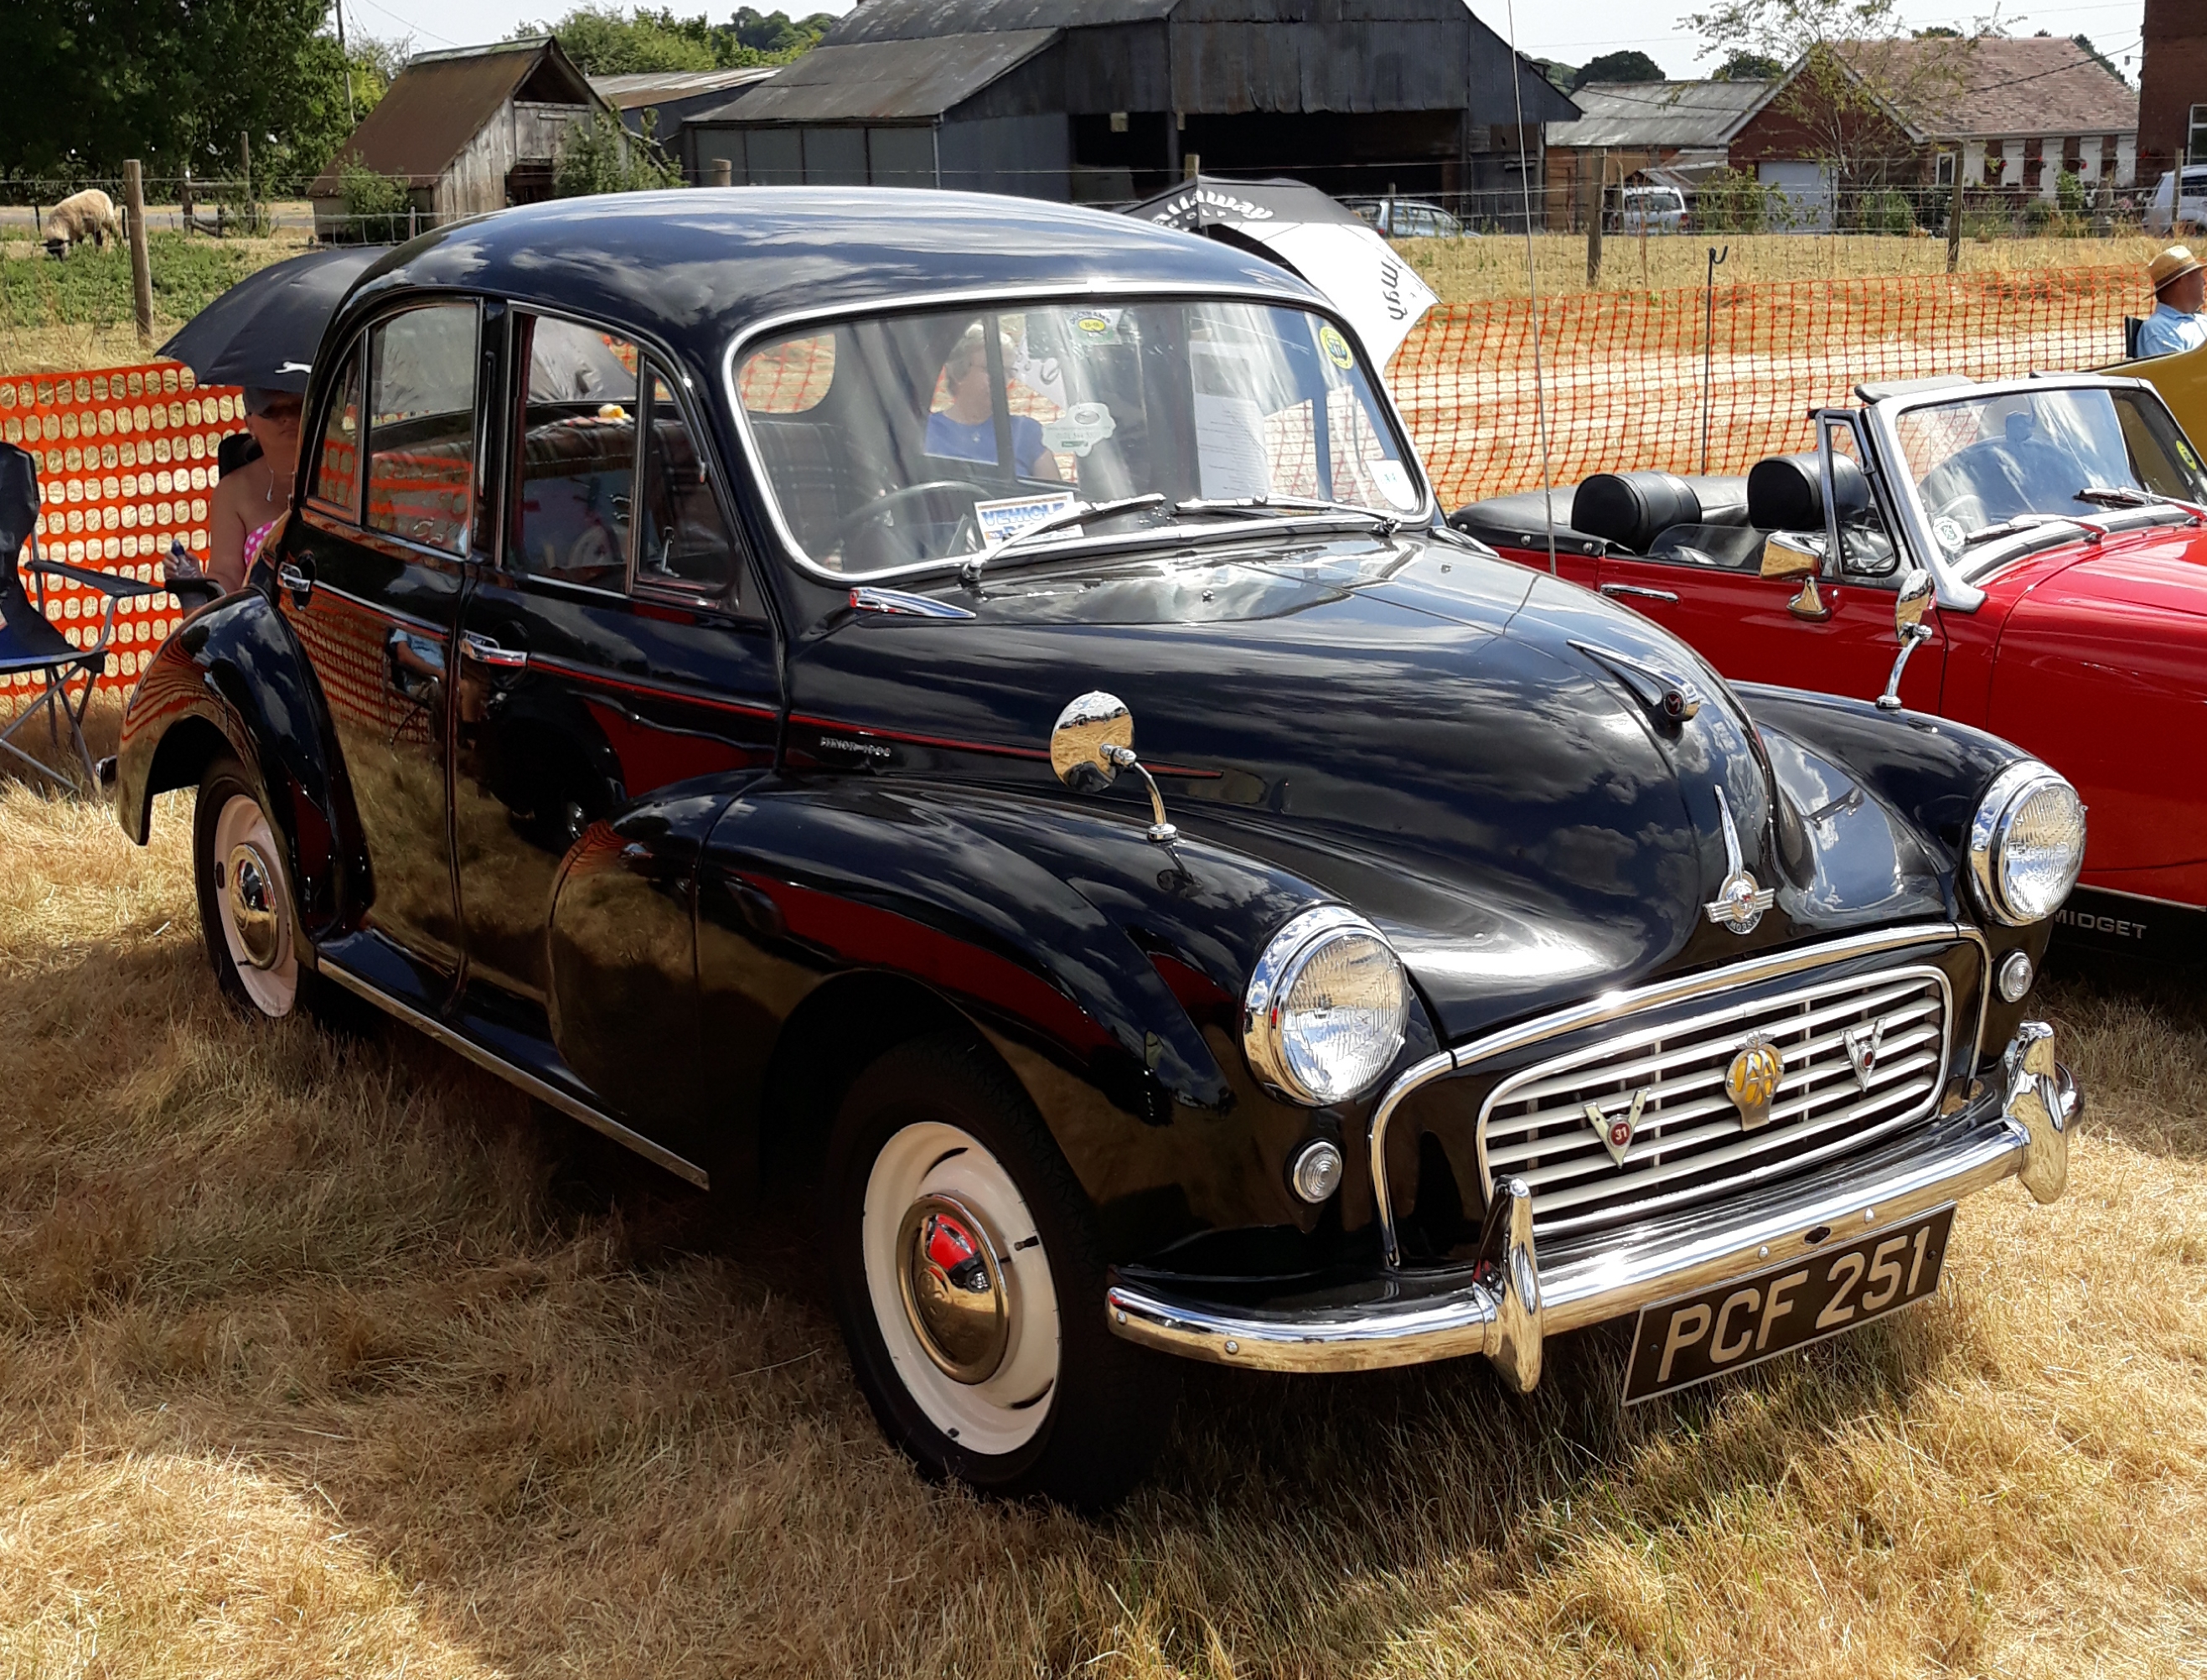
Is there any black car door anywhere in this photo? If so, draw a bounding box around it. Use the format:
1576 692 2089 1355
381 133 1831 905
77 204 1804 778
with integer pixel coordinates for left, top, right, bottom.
287 299 488 996
451 308 780 1157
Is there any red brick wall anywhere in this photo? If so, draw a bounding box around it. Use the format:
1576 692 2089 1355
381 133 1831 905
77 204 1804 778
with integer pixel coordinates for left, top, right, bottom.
1727 100 1925 183
2139 0 2205 184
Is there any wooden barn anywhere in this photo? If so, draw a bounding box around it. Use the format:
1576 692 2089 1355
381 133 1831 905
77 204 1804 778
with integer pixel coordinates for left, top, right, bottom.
308 38 612 239
685 0 1578 209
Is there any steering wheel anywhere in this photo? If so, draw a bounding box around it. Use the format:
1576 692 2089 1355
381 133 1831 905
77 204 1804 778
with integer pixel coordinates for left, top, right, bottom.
830 480 989 558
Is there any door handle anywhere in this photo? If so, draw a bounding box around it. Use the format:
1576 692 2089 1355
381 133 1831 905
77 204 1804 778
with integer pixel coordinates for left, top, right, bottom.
1599 582 1679 603
461 630 529 669
277 556 314 607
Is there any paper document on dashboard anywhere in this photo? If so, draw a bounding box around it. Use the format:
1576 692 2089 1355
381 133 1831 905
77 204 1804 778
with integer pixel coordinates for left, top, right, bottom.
1194 393 1272 500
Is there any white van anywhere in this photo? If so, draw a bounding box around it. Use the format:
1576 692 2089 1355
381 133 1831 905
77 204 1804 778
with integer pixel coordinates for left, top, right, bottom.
2146 167 2207 235
1616 186 1688 233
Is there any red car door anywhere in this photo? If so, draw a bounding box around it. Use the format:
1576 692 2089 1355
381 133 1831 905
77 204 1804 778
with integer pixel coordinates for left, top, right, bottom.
1593 414 1948 711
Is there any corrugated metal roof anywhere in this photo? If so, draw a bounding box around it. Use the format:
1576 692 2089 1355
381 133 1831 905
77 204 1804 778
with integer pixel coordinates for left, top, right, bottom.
826 0 1174 45
692 32 1061 124
308 39 600 197
589 67 778 109
1546 80 1772 149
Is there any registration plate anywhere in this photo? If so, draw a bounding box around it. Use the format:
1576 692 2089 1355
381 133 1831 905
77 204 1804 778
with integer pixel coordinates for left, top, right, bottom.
1620 1204 1954 1405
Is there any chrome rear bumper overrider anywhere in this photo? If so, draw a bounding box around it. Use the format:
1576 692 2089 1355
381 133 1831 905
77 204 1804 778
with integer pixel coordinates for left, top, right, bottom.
1105 1021 2075 1378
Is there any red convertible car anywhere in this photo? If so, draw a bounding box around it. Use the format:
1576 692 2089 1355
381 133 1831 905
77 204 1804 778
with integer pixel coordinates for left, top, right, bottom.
1450 374 2207 960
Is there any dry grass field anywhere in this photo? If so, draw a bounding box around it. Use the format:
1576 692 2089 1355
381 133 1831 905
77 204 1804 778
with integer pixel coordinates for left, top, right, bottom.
1 711 2203 1678
1401 230 2168 304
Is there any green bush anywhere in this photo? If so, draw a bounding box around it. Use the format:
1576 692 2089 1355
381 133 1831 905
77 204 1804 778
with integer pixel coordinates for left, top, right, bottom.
1692 168 1778 235
1864 189 1915 235
337 158 414 243
554 110 683 198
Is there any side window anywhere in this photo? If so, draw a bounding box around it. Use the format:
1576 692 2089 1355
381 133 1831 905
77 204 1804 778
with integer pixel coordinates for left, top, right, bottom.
512 315 639 589
311 340 364 516
1825 417 1899 580
637 359 743 602
365 303 479 554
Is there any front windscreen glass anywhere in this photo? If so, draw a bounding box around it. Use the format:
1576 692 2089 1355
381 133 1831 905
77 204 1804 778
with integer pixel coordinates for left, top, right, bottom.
732 299 1423 576
1894 385 2207 566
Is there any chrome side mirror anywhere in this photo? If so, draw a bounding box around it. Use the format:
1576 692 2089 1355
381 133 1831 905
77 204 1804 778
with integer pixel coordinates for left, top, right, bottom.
1051 690 1178 844
1760 531 1829 620
1877 572 1938 711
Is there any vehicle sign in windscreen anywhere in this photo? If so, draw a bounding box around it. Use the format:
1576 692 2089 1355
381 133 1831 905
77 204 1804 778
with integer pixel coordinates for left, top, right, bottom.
733 301 1422 576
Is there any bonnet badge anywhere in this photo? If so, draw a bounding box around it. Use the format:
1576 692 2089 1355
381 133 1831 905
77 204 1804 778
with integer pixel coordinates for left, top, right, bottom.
1725 1034 1785 1130
1583 1088 1647 1166
1703 785 1775 935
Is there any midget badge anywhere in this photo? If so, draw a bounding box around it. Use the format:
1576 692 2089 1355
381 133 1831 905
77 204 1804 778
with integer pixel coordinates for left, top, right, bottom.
1703 784 1775 935
1584 1088 1647 1166
1726 1035 1785 1130
1844 1019 1886 1089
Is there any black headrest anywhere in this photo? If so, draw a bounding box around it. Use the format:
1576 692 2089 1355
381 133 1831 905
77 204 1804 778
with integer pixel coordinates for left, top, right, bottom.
217 431 262 480
1572 471 1700 553
0 442 37 582
1747 451 1870 530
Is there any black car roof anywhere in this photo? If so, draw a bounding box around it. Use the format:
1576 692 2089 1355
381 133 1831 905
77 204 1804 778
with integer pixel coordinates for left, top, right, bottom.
340 187 1324 370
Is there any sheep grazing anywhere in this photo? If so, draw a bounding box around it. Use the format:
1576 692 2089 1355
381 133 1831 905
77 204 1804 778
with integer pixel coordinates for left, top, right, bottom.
44 189 125 255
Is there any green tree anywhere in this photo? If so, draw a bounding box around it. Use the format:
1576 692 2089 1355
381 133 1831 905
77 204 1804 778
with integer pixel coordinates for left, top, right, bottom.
2070 33 2126 85
554 109 682 196
1572 49 1665 90
1712 49 1783 80
519 5 829 74
1536 59 1578 95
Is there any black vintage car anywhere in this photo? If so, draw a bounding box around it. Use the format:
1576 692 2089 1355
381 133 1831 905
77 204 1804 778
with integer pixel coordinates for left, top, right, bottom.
113 190 2084 1507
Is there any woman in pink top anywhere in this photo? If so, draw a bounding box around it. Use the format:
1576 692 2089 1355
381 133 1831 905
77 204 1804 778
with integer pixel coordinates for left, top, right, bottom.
204 387 303 591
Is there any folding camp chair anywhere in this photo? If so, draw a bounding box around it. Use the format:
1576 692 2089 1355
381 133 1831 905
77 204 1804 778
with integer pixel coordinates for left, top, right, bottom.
0 441 166 790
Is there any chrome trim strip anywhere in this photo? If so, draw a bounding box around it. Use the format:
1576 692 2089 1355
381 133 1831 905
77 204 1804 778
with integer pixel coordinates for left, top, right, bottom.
316 959 713 1190
716 282 1438 588
1112 1050 2067 1373
1369 923 1989 1267
2062 882 2206 912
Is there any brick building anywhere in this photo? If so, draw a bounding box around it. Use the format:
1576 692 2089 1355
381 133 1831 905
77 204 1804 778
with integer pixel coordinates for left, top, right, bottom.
2138 0 2206 183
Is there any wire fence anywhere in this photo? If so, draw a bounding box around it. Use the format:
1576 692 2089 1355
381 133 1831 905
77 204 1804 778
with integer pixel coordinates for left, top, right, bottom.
1391 261 2149 509
0 261 2157 705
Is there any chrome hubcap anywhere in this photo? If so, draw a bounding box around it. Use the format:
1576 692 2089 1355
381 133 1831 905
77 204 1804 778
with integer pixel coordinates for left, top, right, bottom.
896 1194 1010 1383
225 842 282 969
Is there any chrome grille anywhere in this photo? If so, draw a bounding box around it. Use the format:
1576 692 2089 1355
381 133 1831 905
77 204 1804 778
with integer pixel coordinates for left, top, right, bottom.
1476 964 1953 1238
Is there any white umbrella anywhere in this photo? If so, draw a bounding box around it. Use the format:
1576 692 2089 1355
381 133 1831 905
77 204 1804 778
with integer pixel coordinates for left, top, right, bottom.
1124 177 1439 365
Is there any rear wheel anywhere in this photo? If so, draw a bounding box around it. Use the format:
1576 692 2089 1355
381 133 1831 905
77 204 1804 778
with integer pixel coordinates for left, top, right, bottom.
194 757 299 1018
824 1034 1177 1509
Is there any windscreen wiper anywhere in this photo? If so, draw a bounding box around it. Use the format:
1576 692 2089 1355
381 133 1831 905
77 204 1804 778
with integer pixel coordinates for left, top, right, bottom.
2075 484 2207 522
958 493 1167 585
1172 495 1402 536
1960 512 2101 549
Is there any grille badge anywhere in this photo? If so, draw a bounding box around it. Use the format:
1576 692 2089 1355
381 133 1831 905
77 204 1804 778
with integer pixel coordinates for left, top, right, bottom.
1725 1034 1785 1129
1582 1088 1648 1166
1844 1019 1887 1088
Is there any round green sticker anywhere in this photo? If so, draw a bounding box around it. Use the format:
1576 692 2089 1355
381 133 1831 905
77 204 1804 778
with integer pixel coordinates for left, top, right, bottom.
1319 324 1354 369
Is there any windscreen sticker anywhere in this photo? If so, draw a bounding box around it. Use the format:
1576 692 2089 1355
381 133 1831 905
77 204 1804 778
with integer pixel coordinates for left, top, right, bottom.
975 489 1078 547
1370 458 1418 509
1040 401 1117 457
1318 324 1355 369
1069 310 1122 345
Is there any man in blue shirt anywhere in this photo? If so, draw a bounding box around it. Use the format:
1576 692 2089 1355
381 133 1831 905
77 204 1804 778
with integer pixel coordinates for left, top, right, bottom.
2137 246 2207 359
926 328 1062 481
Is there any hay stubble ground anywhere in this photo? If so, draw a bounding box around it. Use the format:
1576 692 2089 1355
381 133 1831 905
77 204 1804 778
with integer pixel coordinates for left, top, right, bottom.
1 758 2204 1677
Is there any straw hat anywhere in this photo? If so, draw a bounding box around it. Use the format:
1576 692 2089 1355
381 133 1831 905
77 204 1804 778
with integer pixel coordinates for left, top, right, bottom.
2149 246 2204 292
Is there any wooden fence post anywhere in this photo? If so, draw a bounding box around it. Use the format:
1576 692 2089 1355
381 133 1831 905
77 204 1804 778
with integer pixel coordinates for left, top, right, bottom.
1946 155 1966 274
1587 149 1605 287
124 160 154 342
711 158 731 188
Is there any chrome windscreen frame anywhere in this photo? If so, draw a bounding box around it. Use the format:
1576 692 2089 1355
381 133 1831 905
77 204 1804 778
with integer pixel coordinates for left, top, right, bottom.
716 282 1439 589
1367 923 1992 1268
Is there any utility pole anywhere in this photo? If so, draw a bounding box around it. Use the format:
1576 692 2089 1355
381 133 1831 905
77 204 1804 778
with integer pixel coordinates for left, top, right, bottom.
123 161 153 342
333 0 357 126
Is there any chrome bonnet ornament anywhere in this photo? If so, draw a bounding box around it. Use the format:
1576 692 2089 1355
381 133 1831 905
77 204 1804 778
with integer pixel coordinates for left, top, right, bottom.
1051 690 1178 844
1703 785 1775 935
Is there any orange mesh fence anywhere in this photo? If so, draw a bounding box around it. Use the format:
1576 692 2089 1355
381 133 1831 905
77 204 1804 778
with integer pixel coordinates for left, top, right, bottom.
1 364 242 700
1388 264 2150 510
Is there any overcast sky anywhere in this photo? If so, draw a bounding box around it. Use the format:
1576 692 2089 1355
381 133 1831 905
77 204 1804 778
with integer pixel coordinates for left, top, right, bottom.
341 0 2148 84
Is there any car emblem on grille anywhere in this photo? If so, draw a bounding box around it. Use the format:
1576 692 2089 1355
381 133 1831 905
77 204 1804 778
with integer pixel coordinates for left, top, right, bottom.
1582 1087 1647 1166
1844 1019 1887 1088
1725 1034 1785 1129
1703 785 1775 935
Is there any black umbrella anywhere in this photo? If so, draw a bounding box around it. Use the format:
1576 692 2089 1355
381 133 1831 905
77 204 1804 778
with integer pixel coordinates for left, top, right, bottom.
158 246 390 394
1124 176 1436 364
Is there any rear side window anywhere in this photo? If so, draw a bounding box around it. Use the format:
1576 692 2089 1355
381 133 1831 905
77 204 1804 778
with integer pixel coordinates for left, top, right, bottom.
365 303 479 554
512 315 640 589
311 342 364 515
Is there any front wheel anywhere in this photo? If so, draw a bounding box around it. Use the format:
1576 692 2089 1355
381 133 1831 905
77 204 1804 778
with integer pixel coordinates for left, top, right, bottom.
194 756 300 1017
824 1035 1178 1509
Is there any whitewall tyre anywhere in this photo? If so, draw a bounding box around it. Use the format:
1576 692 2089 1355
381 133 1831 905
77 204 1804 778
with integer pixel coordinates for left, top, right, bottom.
194 758 300 1019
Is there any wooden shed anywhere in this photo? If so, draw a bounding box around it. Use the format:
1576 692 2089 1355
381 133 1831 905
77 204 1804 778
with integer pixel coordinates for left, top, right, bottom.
308 38 612 240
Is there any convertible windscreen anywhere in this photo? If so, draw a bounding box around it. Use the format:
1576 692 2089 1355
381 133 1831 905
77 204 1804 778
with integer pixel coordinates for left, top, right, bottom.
733 300 1422 575
1896 386 2207 564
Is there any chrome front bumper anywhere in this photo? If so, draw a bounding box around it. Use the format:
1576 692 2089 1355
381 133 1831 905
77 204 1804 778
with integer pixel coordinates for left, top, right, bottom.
1105 1021 2076 1381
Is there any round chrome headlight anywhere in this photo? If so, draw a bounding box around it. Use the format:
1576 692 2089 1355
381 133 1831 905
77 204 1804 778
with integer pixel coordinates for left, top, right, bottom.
1243 907 1410 1105
1968 762 2086 927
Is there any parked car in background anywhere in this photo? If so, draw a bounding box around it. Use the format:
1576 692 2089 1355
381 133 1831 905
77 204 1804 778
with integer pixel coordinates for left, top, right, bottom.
2144 166 2207 235
1451 372 2207 960
1346 196 1469 238
114 192 2080 1509
1615 184 1689 233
